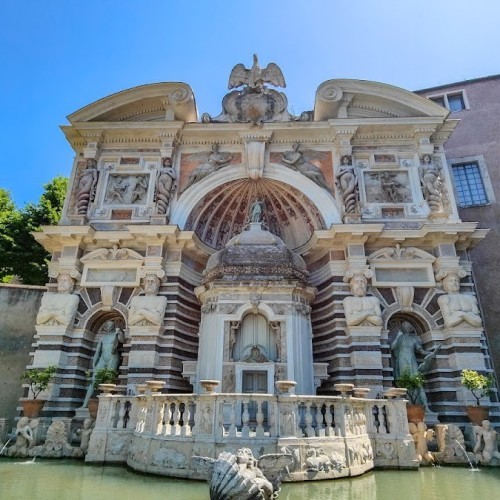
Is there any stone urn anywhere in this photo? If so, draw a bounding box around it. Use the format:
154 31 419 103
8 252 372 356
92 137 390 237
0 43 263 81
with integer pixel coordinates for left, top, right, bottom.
145 380 166 394
200 380 220 394
136 383 147 394
98 383 116 394
334 383 355 397
384 388 407 399
275 380 297 396
352 387 371 399
406 404 426 424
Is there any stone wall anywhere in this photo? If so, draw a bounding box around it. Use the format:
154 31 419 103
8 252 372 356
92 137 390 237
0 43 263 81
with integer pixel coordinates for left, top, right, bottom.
0 284 45 422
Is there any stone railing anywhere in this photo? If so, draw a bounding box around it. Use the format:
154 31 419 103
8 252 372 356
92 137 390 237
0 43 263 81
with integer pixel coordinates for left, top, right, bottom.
86 389 417 477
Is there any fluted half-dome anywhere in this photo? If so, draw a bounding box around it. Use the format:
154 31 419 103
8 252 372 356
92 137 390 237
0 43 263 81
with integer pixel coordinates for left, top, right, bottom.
184 178 325 250
204 222 308 284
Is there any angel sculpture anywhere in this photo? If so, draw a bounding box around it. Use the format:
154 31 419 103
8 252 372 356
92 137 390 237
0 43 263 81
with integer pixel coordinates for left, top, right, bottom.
183 144 233 191
229 54 285 93
281 143 330 191
192 447 293 500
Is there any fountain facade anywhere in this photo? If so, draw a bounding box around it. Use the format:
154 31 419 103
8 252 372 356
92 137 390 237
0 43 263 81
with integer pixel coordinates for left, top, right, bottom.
5 55 500 481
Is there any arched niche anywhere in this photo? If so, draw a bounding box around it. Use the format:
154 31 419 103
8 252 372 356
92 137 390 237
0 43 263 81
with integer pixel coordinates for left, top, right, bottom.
233 314 277 363
182 177 328 250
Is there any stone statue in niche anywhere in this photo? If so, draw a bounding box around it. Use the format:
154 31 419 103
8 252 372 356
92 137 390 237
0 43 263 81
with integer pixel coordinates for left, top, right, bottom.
419 154 444 213
249 199 265 223
473 420 500 464
183 144 233 191
281 143 330 191
36 274 79 326
229 321 239 361
73 159 98 215
336 155 359 214
343 274 382 327
390 321 440 407
155 157 177 215
270 321 282 362
437 273 482 328
128 274 167 327
82 320 125 408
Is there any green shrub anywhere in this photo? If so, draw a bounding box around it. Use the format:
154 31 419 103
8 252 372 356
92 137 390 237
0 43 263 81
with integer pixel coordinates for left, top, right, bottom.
461 369 494 406
396 369 424 404
20 365 57 399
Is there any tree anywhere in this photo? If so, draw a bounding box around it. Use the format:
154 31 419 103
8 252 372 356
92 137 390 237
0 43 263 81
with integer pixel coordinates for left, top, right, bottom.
0 177 68 285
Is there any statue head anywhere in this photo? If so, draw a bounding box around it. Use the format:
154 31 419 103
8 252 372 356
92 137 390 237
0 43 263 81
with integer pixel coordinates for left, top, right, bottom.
443 273 460 293
57 274 75 294
86 158 97 169
401 321 414 334
421 154 432 165
143 274 160 296
350 274 367 297
162 157 172 168
482 419 491 430
341 155 352 166
101 320 115 334
211 144 219 153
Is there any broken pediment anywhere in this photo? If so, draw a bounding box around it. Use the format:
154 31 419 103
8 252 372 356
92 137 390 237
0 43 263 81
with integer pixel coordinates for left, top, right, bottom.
67 83 197 123
314 79 449 120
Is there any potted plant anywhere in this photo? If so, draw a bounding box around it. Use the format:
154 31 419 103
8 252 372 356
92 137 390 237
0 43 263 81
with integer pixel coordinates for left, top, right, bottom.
87 368 117 418
395 369 426 423
20 365 57 417
460 369 494 424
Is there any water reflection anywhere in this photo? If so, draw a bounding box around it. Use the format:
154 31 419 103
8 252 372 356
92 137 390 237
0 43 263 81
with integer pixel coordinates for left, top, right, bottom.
1 460 500 500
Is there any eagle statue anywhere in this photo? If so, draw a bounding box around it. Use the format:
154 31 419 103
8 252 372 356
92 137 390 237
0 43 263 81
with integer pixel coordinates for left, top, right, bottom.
228 54 286 92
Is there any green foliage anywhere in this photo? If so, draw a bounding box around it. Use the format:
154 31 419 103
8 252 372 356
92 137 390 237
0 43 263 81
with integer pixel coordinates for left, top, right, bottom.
0 177 68 285
20 365 57 399
461 369 494 406
396 369 425 404
93 368 118 390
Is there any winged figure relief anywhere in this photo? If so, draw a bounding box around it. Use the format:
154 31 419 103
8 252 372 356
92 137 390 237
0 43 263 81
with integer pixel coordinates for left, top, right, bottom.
228 54 286 92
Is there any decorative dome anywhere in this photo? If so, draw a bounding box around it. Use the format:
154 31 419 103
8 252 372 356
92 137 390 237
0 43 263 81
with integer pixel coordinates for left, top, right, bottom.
184 178 325 250
204 222 308 284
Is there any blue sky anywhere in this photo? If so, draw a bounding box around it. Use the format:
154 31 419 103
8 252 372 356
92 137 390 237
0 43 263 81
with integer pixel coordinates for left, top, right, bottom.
2 0 500 206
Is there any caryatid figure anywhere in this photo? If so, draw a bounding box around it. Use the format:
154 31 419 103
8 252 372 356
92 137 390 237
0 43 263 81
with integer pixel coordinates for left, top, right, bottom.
155 157 177 215
419 154 444 213
336 155 359 214
128 274 167 326
74 159 98 215
437 272 482 328
36 274 79 326
343 274 382 327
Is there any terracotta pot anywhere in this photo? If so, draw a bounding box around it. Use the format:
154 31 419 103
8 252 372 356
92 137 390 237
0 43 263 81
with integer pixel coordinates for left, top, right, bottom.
22 399 46 418
406 404 425 424
88 398 99 419
466 405 489 425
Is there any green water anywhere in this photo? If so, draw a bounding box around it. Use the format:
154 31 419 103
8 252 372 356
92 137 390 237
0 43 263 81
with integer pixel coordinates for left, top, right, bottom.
1 459 500 500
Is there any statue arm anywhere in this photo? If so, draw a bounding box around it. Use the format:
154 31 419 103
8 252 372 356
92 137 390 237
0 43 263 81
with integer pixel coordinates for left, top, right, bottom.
92 340 103 368
390 331 402 351
438 295 465 328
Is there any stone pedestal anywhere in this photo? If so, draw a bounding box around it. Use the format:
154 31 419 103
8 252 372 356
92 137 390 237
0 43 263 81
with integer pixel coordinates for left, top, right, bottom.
344 325 384 396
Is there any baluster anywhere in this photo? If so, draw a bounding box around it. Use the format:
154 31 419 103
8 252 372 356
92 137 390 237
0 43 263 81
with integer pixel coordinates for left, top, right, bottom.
334 403 344 437
171 401 181 436
241 399 250 438
324 404 333 437
164 400 173 435
381 404 389 434
305 402 315 437
117 400 126 429
256 400 264 438
228 400 237 437
180 402 189 436
268 400 276 438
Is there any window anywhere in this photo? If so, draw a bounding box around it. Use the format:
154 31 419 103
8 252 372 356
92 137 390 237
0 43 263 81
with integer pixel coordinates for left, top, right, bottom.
427 90 468 112
447 93 466 112
452 162 488 207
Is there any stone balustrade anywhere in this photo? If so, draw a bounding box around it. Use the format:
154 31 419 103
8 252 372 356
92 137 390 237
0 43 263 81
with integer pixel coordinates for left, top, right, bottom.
85 390 417 479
